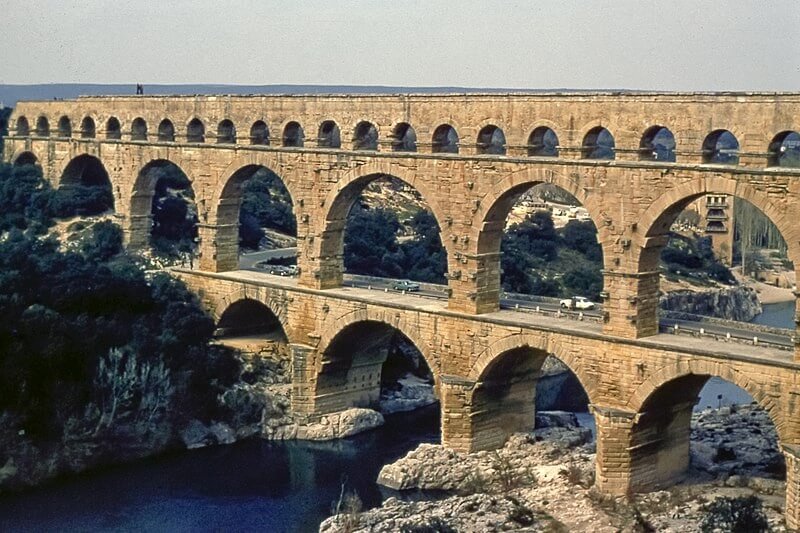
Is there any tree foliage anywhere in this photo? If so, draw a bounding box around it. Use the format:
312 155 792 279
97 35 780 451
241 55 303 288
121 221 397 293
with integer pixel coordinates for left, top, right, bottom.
700 496 769 533
238 168 296 249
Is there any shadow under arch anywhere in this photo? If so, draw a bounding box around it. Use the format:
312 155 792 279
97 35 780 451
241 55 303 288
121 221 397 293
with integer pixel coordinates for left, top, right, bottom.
466 334 595 452
57 154 115 214
312 314 439 424
215 297 289 340
12 151 39 167
315 162 450 288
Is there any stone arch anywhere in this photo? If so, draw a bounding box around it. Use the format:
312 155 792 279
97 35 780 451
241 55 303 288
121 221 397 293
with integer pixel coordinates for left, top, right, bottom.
80 116 96 139
352 120 379 151
214 295 291 341
12 151 39 166
105 117 121 140
217 119 236 144
187 118 205 143
57 116 72 138
14 116 30 136
282 121 304 147
431 123 459 154
635 177 800 267
476 124 507 155
35 116 50 137
468 333 596 403
768 130 800 168
318 120 341 148
57 154 115 213
639 125 676 162
157 119 175 142
131 117 148 141
390 122 417 152
316 160 451 268
527 125 560 157
249 120 269 145
581 125 615 160
702 129 739 165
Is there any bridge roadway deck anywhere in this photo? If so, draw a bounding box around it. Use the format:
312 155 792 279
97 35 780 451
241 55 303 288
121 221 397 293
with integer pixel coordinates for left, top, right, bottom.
177 268 797 371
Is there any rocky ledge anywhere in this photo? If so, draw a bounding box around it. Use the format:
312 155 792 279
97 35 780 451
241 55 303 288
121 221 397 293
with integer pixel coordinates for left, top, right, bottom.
660 285 762 322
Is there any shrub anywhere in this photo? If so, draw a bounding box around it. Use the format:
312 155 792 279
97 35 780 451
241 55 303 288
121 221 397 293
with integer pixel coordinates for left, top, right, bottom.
700 495 769 533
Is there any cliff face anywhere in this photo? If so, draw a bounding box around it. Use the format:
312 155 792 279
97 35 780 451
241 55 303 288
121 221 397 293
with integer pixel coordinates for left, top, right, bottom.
660 285 762 322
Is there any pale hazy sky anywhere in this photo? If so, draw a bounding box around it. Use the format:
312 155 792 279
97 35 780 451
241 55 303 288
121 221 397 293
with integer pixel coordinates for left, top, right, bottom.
2 0 799 90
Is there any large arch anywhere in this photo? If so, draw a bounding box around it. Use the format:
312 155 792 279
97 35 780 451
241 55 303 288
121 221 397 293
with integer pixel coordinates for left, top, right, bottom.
215 298 288 340
55 154 115 215
12 151 39 167
314 162 451 289
466 333 596 452
617 360 786 496
312 309 439 416
128 159 197 252
212 163 297 270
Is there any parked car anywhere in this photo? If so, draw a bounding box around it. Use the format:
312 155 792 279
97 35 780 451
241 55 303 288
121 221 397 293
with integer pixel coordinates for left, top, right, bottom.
268 265 299 276
560 296 596 310
392 280 421 292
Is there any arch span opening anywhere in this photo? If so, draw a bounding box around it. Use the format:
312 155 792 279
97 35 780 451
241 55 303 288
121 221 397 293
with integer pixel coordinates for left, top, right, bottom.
353 121 378 151
131 118 148 141
477 125 506 155
158 119 175 142
131 160 198 259
57 116 72 138
15 116 30 136
13 152 38 167
216 299 286 340
640 126 676 162
391 123 417 152
338 174 448 286
105 117 121 140
283 122 304 148
249 120 269 145
187 118 205 143
53 155 115 217
702 129 739 165
581 126 615 160
315 321 439 428
215 165 296 272
527 126 559 157
768 131 800 168
432 124 459 154
471 347 592 452
80 117 96 139
35 116 49 137
217 119 236 144
627 374 783 495
318 120 341 148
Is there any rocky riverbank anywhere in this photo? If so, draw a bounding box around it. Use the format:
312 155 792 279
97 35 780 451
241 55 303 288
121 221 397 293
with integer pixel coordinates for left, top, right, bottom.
321 405 788 532
660 284 762 322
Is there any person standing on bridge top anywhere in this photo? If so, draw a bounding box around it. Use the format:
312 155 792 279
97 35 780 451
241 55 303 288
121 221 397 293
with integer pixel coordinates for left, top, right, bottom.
136 84 143 95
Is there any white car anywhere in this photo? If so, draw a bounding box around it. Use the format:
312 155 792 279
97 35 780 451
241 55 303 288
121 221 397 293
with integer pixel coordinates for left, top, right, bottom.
560 296 596 310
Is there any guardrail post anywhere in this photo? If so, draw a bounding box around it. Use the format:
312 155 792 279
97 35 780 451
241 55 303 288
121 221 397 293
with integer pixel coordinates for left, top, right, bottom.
753 336 759 345
515 303 519 310
726 332 731 340
384 287 388 292
700 328 704 335
673 324 679 333
579 311 584 321
536 305 540 312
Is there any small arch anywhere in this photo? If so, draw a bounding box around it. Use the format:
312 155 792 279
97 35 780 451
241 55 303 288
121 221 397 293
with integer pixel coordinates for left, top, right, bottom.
13 151 38 167
157 119 175 142
702 129 739 165
131 117 148 141
639 125 676 162
217 119 236 144
353 121 378 151
15 116 30 136
216 298 287 339
318 120 341 148
187 118 205 143
283 121 304 147
768 130 800 168
432 124 459 154
80 116 96 139
476 125 506 155
57 116 72 138
105 117 121 140
527 126 559 157
35 116 50 137
391 122 417 152
582 126 615 159
249 120 269 145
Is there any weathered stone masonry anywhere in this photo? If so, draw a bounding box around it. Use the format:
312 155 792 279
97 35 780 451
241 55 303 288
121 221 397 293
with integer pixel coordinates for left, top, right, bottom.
6 92 800 527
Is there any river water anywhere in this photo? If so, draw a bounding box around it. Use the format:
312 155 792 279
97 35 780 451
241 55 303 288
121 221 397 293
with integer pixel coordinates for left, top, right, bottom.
1 303 792 532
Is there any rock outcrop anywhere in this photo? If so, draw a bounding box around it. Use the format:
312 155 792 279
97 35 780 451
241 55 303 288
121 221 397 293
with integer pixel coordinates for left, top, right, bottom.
660 285 762 322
